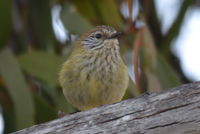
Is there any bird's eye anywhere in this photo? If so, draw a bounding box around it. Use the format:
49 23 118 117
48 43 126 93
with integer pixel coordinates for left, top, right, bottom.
95 33 102 39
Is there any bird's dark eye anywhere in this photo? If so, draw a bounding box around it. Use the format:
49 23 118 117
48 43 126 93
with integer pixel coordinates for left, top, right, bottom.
95 33 102 39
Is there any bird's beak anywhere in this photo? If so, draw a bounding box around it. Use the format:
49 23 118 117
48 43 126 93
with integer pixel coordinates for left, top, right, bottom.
108 32 122 39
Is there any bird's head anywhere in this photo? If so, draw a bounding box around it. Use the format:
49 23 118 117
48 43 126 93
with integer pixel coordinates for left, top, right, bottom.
79 25 121 50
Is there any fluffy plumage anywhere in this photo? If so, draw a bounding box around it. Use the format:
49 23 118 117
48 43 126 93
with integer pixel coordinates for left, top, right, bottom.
59 25 129 110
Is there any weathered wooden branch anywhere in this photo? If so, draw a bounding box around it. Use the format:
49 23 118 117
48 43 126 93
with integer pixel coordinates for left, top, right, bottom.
13 82 200 134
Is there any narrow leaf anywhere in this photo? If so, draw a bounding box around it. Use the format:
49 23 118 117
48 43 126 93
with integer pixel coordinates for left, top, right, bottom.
156 54 181 89
95 0 123 28
0 48 35 129
72 0 97 21
142 26 162 91
61 4 93 34
18 51 64 87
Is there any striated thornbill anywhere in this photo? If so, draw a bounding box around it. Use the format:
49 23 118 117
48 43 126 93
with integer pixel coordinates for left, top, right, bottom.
59 25 129 111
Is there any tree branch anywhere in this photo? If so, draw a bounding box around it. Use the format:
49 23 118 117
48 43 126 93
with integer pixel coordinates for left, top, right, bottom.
13 82 200 134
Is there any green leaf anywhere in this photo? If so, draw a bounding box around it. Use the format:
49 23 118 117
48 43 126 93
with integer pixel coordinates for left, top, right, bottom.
95 0 123 28
142 27 181 91
54 90 75 113
0 0 11 49
72 0 98 21
156 54 181 89
61 4 93 34
34 94 56 124
18 51 64 87
142 27 162 91
0 48 35 130
28 0 55 49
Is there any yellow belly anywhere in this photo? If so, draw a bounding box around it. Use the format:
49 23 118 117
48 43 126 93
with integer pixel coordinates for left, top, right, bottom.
60 57 129 111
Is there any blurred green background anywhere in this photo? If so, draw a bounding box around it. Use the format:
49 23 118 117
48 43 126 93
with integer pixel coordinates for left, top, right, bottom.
0 0 198 133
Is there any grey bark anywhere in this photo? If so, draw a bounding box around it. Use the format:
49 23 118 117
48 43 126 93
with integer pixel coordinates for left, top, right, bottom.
12 82 200 134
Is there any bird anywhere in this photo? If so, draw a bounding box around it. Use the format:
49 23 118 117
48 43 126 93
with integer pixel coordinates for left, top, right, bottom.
59 25 129 111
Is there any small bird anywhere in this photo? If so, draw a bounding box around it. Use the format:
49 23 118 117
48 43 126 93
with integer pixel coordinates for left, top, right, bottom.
59 25 129 111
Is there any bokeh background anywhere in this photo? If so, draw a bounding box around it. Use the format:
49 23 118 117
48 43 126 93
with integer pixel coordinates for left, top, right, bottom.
0 0 200 133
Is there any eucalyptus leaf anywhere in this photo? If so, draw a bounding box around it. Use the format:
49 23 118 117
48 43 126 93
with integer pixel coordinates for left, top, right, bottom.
142 27 162 91
156 54 181 89
54 91 75 114
72 0 97 21
34 94 56 124
0 48 35 130
61 4 93 34
28 0 55 49
95 0 123 28
18 51 64 87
